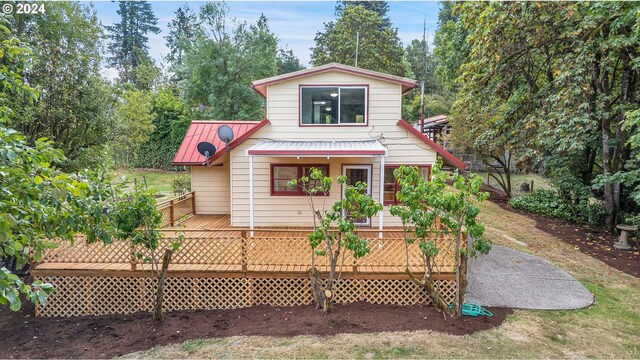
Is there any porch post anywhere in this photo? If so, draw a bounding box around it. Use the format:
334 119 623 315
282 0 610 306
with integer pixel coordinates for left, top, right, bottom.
379 155 384 238
249 155 254 236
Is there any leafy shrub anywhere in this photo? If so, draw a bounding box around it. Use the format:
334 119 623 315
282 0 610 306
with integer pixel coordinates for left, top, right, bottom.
509 189 607 226
171 175 191 196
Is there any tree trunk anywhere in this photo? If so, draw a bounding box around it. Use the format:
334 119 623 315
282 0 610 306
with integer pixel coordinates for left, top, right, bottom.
458 253 468 316
309 267 324 309
325 256 338 312
406 269 453 315
153 248 173 321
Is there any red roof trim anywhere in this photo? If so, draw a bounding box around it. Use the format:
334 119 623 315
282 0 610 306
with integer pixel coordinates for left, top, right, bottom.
252 64 418 98
190 120 264 124
247 149 386 156
202 119 271 165
397 119 468 170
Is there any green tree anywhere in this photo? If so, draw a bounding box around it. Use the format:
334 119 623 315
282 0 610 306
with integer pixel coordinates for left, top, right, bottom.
311 6 409 77
433 2 469 90
402 92 453 123
0 16 121 310
179 4 278 119
452 2 640 229
403 20 454 122
334 0 391 28
132 87 191 170
7 2 116 171
165 5 201 80
113 184 182 321
277 47 304 74
106 0 161 88
289 168 382 312
389 162 490 317
111 89 155 166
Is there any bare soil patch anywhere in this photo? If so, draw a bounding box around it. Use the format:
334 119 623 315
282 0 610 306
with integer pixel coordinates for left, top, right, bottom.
1 300 509 359
486 193 639 278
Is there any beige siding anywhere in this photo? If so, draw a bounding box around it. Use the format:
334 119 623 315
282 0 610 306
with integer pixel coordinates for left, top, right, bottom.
227 70 437 227
191 164 230 215
185 72 436 227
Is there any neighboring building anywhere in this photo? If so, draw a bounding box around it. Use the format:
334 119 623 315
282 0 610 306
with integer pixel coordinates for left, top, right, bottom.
413 114 451 148
173 63 466 230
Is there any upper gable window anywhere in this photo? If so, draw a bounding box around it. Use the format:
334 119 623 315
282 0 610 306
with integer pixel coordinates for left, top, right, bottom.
300 86 367 126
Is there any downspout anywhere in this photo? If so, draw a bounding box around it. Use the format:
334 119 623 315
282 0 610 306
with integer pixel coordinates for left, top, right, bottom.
379 154 385 238
249 155 254 236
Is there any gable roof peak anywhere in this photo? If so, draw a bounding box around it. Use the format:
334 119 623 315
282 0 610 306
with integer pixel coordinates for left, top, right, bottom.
251 63 418 98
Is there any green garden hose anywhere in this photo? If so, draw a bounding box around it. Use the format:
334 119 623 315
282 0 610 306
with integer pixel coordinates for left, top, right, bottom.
448 303 493 317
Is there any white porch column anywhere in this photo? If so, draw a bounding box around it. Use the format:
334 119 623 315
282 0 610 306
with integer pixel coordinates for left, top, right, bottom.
249 155 254 236
379 155 385 238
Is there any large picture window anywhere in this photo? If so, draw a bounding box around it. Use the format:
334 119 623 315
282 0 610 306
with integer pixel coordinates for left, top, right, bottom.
300 86 367 125
271 164 330 196
383 165 431 205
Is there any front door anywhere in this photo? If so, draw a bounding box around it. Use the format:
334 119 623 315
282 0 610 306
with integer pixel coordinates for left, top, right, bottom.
342 165 372 226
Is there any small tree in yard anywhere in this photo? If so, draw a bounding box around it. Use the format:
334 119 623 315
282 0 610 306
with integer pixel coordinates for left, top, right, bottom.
389 161 491 317
289 168 382 312
114 185 184 321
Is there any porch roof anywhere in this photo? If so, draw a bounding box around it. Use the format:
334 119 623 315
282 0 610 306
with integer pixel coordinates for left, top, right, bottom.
246 140 388 157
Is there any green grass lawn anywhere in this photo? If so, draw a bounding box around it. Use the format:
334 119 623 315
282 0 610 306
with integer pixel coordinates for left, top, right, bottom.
113 168 189 201
473 171 553 197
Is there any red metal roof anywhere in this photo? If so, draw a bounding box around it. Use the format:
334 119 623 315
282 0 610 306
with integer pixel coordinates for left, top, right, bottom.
172 120 270 166
397 119 467 170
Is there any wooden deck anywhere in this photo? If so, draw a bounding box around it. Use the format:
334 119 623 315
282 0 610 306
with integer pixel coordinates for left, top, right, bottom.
165 214 407 238
31 193 462 317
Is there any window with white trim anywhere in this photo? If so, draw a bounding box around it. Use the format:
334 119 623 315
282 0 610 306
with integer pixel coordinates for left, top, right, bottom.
300 86 367 125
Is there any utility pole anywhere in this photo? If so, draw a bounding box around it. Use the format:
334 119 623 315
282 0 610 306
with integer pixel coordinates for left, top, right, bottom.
420 81 425 132
355 31 359 67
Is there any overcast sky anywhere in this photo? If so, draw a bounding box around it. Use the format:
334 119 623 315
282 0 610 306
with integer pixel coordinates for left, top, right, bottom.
91 1 441 80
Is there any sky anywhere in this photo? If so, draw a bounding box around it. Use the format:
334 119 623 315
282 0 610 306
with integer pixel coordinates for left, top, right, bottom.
91 1 442 80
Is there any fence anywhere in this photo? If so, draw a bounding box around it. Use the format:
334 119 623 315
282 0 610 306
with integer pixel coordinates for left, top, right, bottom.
36 229 460 275
32 225 464 317
157 191 195 227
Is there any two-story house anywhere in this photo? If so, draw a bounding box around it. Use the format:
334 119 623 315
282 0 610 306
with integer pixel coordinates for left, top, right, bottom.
172 63 467 231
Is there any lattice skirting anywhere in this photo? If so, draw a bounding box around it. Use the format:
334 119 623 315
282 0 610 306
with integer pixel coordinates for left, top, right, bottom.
33 275 456 317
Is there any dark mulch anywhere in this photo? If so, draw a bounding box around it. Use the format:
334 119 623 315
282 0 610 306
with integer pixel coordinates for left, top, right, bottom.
483 184 639 278
0 300 510 359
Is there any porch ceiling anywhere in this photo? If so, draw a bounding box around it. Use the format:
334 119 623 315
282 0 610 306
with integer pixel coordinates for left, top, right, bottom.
245 140 388 157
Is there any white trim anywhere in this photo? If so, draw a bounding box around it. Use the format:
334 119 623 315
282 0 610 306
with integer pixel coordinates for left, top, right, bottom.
249 155 254 236
342 164 372 226
379 156 385 238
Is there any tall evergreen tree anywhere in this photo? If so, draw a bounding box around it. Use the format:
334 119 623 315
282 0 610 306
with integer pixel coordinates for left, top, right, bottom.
405 21 438 90
311 5 409 77
335 1 391 28
106 1 160 88
165 5 201 79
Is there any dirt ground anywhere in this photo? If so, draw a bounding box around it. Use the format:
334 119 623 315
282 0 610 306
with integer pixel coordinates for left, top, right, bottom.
501 203 639 277
0 301 509 359
481 183 638 278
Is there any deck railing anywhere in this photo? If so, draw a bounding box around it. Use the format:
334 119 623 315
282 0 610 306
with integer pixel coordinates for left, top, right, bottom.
157 191 195 227
36 228 461 275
